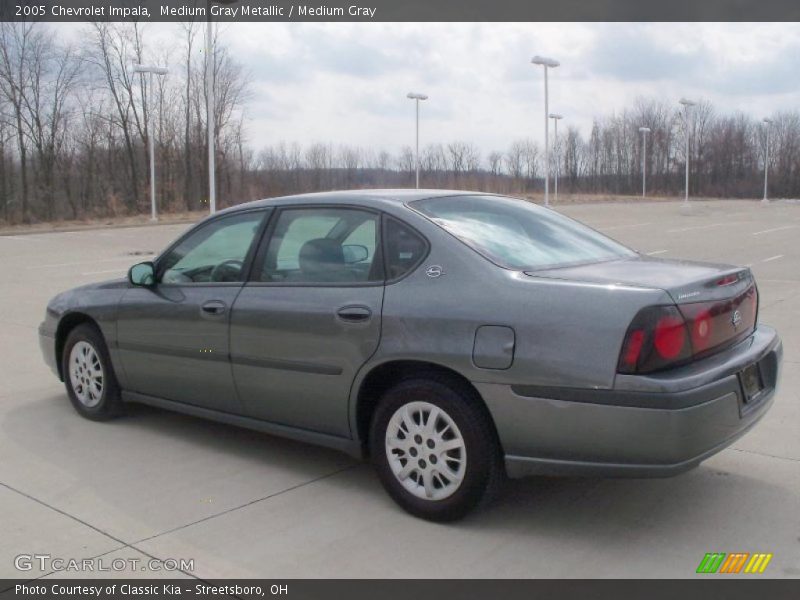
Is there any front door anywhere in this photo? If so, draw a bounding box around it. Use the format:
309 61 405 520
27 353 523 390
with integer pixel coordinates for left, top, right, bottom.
230 206 384 436
117 209 269 413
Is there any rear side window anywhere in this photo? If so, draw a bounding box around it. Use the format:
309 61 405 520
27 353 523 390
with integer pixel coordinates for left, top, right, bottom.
383 218 427 280
259 208 382 284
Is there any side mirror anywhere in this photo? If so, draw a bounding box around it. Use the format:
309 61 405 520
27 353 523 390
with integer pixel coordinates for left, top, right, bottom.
128 261 156 287
342 244 369 264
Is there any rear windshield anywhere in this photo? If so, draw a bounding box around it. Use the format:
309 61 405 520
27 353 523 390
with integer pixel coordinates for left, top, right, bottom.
411 195 635 270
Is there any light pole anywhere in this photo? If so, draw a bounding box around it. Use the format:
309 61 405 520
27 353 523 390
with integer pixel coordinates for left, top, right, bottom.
532 56 559 207
762 117 773 204
679 98 696 207
206 0 238 214
406 92 428 189
639 127 650 198
548 113 563 202
133 64 169 222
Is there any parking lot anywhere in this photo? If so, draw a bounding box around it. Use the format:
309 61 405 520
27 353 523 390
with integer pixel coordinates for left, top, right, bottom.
1 199 798 580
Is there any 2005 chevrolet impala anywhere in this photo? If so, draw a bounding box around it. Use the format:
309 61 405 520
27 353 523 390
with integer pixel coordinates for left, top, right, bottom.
39 191 782 521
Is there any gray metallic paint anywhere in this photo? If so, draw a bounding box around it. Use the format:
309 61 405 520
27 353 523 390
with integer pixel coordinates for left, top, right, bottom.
38 190 783 477
230 284 384 436
486 326 781 475
116 284 245 413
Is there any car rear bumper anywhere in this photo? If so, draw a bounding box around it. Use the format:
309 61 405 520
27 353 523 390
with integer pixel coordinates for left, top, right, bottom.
476 325 782 478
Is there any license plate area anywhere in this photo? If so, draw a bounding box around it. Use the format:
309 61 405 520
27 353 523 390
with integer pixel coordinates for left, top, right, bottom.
738 362 766 416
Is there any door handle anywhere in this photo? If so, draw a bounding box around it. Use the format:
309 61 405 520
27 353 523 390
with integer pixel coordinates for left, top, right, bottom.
336 305 372 323
201 300 227 316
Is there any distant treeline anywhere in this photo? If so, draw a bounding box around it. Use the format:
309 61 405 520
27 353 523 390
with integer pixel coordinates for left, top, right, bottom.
2 21 799 225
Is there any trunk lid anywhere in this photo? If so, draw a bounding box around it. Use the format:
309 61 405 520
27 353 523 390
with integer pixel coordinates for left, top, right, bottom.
527 256 758 360
525 256 753 304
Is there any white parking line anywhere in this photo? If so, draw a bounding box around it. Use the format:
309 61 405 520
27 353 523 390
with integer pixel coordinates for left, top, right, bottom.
667 223 736 233
30 230 86 237
0 235 41 242
602 222 653 231
81 268 126 275
752 225 797 236
646 250 668 255
30 257 136 269
762 255 784 263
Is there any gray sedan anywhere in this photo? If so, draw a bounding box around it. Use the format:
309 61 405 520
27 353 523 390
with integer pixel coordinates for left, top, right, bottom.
39 190 782 521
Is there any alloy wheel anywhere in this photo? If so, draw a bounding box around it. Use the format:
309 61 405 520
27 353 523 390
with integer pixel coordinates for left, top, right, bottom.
69 341 104 408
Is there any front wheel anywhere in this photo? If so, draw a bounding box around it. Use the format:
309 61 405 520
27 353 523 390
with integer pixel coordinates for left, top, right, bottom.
62 323 123 421
369 376 503 522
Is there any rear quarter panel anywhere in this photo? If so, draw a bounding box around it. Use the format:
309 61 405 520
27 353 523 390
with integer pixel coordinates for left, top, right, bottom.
353 208 673 406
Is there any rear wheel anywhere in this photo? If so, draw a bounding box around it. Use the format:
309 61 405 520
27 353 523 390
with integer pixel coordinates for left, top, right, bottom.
62 324 123 421
370 375 503 521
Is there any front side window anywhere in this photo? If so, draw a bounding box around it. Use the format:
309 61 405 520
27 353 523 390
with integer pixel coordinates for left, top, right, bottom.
158 211 265 284
259 208 381 283
411 195 635 270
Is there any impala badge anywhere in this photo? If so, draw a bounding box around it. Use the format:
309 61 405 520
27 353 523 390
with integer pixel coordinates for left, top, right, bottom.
731 310 742 329
426 265 444 278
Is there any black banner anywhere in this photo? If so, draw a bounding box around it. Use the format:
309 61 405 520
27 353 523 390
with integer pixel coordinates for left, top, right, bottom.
2 580 800 600
1 0 800 23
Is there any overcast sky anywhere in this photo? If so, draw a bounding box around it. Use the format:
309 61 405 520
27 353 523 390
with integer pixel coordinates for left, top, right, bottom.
67 22 800 153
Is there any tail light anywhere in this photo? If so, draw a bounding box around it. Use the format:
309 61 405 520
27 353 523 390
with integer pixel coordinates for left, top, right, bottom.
618 285 758 374
618 306 691 374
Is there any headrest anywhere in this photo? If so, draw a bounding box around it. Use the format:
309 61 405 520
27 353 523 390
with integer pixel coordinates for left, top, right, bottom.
298 238 345 275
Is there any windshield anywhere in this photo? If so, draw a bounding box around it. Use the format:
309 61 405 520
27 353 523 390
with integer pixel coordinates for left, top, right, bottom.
411 195 635 270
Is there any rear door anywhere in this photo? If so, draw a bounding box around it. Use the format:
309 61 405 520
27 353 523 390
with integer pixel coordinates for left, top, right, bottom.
117 209 270 413
230 206 384 436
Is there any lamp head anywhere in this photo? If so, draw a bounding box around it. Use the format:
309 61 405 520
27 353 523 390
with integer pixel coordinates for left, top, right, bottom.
132 64 169 75
531 56 560 68
407 92 428 101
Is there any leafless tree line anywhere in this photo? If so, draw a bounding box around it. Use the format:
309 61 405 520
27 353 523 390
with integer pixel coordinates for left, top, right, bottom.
554 99 800 199
0 20 250 224
2 22 800 226
254 100 800 201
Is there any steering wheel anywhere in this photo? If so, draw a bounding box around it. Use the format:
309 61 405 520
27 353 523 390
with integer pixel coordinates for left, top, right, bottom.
210 259 244 282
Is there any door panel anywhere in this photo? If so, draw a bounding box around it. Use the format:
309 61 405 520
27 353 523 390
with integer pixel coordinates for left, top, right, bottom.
230 206 384 436
117 285 243 412
116 210 268 413
230 286 383 436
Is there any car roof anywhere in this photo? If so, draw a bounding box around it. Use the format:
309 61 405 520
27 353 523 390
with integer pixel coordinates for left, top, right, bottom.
218 189 495 214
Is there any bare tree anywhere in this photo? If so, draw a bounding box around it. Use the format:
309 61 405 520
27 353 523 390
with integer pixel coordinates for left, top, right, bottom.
488 151 503 176
25 37 80 219
0 22 39 221
86 22 146 210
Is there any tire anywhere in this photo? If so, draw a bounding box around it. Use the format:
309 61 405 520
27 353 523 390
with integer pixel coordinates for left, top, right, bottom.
369 374 503 522
62 323 123 421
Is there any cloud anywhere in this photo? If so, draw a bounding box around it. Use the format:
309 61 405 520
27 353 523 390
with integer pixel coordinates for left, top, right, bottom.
588 25 704 82
707 44 800 96
214 22 800 152
586 23 800 100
